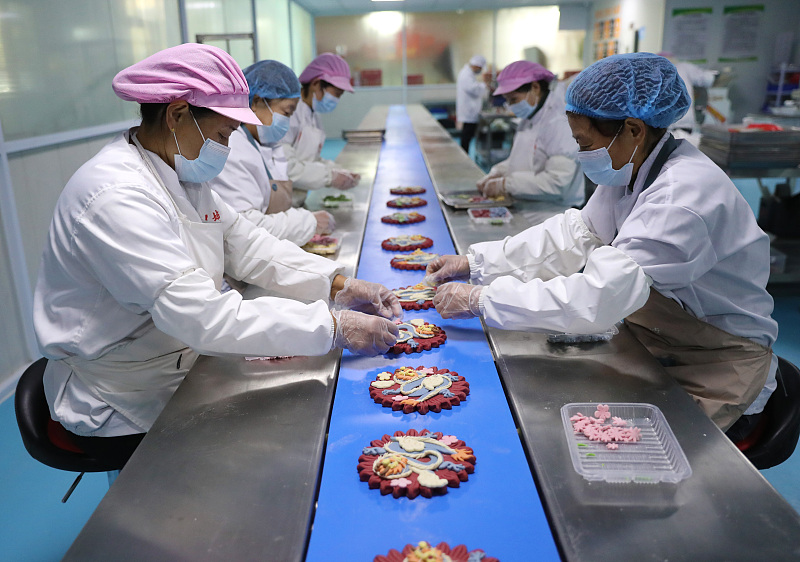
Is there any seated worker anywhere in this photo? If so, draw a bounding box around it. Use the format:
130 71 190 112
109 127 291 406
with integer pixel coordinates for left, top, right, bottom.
281 53 360 207
210 59 334 246
426 53 778 439
477 61 584 208
33 45 401 467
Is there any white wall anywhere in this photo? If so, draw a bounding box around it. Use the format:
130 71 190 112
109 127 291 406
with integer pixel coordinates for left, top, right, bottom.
663 0 800 121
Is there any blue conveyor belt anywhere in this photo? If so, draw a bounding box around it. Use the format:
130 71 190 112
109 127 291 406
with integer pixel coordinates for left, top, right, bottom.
305 106 559 560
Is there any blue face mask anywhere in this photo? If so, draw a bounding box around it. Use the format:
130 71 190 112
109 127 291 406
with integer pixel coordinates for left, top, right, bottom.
312 90 339 114
508 99 535 119
576 129 638 187
257 101 291 144
172 112 230 183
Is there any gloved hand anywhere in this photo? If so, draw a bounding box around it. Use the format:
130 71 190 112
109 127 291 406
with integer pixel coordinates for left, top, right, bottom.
476 171 501 191
331 309 400 356
480 176 506 198
313 210 335 234
349 171 361 186
330 169 358 190
334 277 403 320
433 282 484 319
423 255 470 287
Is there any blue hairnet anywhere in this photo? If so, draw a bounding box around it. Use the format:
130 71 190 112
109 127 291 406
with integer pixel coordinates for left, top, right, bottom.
565 53 690 128
242 60 301 104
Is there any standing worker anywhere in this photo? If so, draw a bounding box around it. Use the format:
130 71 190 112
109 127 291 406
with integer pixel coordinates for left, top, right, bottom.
659 52 717 143
282 53 360 207
477 61 583 207
32 44 401 466
210 59 334 246
426 53 778 440
456 55 489 154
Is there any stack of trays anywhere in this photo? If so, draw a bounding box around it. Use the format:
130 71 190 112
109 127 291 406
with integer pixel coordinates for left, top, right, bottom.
699 124 800 169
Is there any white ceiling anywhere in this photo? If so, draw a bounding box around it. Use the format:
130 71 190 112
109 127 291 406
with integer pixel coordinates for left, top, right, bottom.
297 0 590 17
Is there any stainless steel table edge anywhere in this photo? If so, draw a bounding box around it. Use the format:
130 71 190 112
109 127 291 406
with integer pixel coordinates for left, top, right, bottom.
63 107 389 562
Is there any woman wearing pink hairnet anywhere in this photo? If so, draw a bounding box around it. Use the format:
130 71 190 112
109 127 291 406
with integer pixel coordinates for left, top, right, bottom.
477 61 584 207
281 53 361 207
32 44 400 466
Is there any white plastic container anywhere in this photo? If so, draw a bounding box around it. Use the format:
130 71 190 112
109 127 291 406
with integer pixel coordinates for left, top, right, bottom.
468 207 512 225
561 403 692 484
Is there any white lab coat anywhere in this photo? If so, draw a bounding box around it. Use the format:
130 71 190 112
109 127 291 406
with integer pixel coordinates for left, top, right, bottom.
281 99 337 193
469 133 778 352
210 127 317 246
672 60 716 132
487 81 583 207
34 129 343 436
456 64 487 124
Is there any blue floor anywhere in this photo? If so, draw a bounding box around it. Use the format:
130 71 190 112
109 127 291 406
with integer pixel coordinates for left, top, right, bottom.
2 138 798 558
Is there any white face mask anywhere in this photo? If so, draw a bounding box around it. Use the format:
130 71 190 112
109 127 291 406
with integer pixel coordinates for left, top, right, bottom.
576 128 638 187
172 112 231 183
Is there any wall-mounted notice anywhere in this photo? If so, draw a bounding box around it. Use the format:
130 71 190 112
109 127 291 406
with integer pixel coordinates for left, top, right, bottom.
667 8 712 63
720 5 763 62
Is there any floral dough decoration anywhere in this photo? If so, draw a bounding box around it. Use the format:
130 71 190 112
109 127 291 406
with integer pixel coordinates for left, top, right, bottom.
388 319 446 355
390 186 426 195
381 234 433 252
358 429 475 499
301 234 339 255
392 283 436 311
390 249 439 271
375 541 497 562
387 196 427 208
381 211 426 225
370 366 468 415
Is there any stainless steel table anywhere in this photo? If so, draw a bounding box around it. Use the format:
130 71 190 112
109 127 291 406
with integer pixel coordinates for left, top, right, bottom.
65 105 800 561
407 104 800 561
63 107 388 562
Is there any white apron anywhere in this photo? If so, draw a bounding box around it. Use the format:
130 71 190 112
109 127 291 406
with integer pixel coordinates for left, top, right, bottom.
293 125 326 163
59 134 225 431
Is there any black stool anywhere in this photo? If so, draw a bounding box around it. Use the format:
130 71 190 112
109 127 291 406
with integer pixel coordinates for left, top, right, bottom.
738 356 800 470
14 358 122 501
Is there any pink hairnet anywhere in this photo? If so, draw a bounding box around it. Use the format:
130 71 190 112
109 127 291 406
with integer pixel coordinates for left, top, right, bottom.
112 43 260 125
493 61 555 96
298 53 354 93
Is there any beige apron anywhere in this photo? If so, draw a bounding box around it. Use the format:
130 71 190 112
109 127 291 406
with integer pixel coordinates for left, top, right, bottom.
626 290 772 430
242 126 294 214
59 133 225 431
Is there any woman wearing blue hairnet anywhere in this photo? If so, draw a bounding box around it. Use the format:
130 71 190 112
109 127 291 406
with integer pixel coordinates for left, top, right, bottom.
425 53 778 440
209 60 334 246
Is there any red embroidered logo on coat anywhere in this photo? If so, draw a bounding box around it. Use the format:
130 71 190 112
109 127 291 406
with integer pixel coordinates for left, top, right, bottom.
212 210 220 222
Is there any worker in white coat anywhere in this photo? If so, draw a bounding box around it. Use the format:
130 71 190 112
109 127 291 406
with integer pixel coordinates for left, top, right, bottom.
426 53 778 439
659 52 717 141
281 53 360 207
210 59 334 247
456 55 489 153
32 44 401 466
477 61 584 207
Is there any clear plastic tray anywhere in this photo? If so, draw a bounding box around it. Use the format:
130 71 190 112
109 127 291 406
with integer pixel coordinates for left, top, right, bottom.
439 190 514 209
468 207 512 225
322 195 353 209
561 403 692 484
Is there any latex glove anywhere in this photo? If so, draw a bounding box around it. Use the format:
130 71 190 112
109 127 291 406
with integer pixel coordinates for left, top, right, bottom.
476 171 500 190
313 210 335 234
330 169 358 190
334 277 403 320
349 171 361 186
423 255 470 287
331 309 400 356
480 176 506 198
433 282 484 319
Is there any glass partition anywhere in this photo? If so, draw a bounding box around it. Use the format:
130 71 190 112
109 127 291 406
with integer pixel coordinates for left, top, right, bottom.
290 1 314 75
185 0 255 68
256 0 291 65
315 12 403 87
0 0 180 142
405 10 493 85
